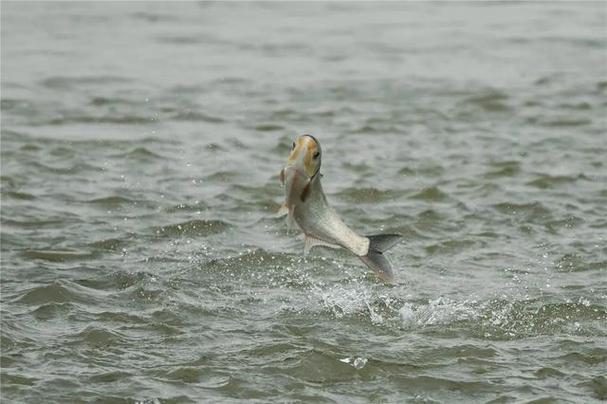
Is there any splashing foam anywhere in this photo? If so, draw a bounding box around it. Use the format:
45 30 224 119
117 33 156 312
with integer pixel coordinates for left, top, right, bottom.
340 356 368 369
399 296 480 328
310 282 374 319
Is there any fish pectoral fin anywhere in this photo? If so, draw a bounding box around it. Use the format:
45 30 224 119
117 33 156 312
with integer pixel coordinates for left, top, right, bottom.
304 235 340 255
286 211 298 230
277 203 289 217
278 203 298 229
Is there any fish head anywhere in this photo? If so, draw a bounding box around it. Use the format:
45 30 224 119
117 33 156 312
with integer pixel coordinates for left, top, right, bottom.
285 134 322 178
283 134 322 204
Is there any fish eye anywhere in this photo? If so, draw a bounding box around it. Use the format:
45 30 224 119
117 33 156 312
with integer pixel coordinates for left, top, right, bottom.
313 151 320 159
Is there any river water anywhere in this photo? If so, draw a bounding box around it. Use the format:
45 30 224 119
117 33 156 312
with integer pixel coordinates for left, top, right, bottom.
1 2 606 403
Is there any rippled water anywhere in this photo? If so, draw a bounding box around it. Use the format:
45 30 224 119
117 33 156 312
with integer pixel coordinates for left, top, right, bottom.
2 2 607 403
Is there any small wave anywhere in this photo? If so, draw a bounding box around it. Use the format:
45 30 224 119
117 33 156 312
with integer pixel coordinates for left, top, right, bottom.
477 298 607 340
0 373 37 387
203 249 296 274
40 75 131 90
558 349 607 366
578 375 607 400
127 287 164 304
483 161 521 178
130 11 177 23
113 147 164 160
424 239 477 255
309 281 376 319
534 367 566 379
2 191 36 201
164 201 208 213
204 171 240 182
88 238 132 252
156 35 204 45
352 122 402 135
526 174 585 189
22 249 97 262
170 111 225 123
163 368 206 383
557 101 592 111
394 295 607 340
87 371 133 384
545 216 584 233
398 165 445 177
70 326 127 347
400 297 480 329
14 281 96 305
409 186 449 202
44 114 152 125
460 90 510 112
254 123 284 132
31 302 73 320
536 118 592 127
1 98 25 111
2 218 71 230
335 187 403 203
100 270 158 291
89 96 137 106
20 143 42 151
30 161 100 175
154 219 231 237
492 201 551 218
283 350 359 383
49 146 75 157
87 195 135 207
268 108 303 121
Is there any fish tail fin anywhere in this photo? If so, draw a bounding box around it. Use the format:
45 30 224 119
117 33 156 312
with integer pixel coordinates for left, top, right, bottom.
359 234 402 282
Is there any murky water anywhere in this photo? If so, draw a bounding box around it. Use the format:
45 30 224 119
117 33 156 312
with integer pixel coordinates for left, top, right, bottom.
2 2 606 402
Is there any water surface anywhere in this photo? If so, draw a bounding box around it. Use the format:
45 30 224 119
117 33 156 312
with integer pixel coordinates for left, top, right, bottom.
2 2 607 403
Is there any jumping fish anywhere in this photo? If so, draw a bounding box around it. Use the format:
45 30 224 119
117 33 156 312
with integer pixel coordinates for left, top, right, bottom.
278 134 402 281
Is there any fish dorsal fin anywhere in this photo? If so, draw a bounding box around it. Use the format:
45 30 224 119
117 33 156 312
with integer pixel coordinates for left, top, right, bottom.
304 234 340 255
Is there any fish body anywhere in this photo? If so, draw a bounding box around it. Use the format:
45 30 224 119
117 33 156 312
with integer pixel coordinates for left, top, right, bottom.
279 134 401 281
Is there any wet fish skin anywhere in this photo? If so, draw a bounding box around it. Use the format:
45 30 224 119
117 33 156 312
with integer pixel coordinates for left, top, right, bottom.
279 134 401 281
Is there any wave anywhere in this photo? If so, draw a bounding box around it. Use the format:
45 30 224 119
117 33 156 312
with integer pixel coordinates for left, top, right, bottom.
526 174 586 189
87 195 135 207
409 186 449 202
30 161 101 175
153 219 231 237
14 280 103 305
113 147 164 160
40 75 132 90
169 111 225 123
69 326 127 347
335 187 404 203
21 249 97 262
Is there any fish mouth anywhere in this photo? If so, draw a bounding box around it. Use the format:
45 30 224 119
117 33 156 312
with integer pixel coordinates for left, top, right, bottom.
285 165 308 179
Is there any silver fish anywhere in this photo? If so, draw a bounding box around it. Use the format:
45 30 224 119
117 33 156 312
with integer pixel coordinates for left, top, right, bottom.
278 134 401 281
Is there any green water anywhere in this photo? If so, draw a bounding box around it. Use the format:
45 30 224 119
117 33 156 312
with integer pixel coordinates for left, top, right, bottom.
1 2 606 403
